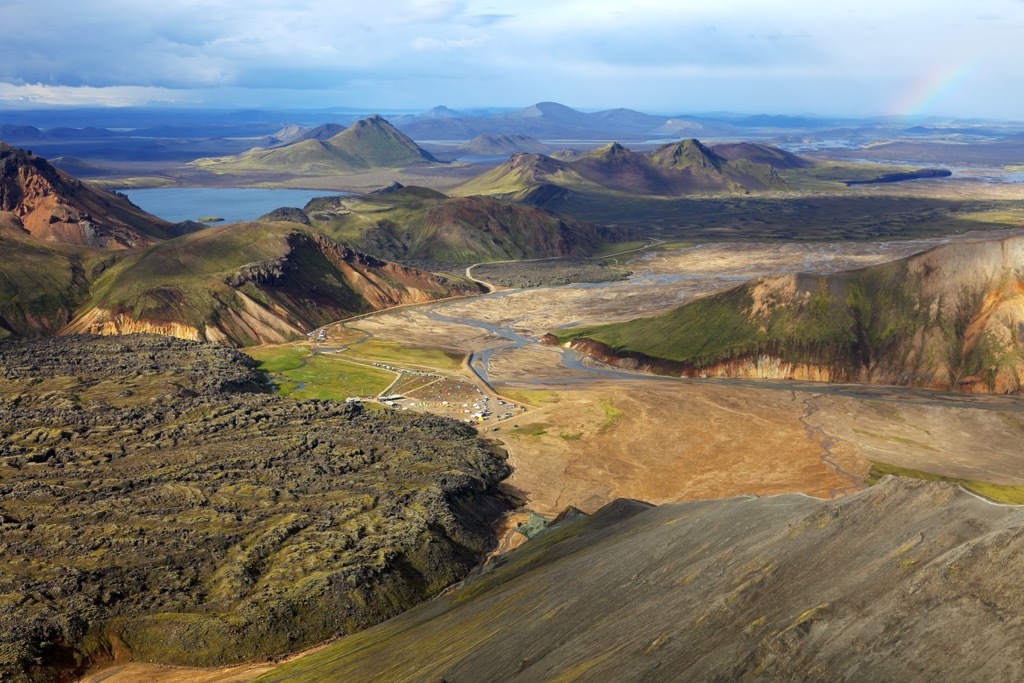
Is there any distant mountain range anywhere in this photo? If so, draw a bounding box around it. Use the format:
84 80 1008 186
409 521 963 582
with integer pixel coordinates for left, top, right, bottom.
5 104 1023 173
391 101 736 140
189 114 803 198
557 236 1024 393
455 139 797 200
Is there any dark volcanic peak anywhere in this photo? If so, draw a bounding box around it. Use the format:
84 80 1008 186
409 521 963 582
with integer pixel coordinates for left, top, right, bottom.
711 141 811 169
649 138 724 170
458 134 789 200
330 114 439 164
584 141 631 158
573 142 671 194
254 476 1024 682
506 151 568 175
0 142 171 248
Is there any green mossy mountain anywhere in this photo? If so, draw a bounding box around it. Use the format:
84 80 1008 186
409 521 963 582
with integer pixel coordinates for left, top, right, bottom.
0 334 511 682
62 220 482 346
190 115 439 174
558 236 1024 393
300 185 620 262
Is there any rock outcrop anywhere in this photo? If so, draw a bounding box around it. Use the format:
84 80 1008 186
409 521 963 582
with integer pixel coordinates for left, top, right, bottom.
0 142 172 248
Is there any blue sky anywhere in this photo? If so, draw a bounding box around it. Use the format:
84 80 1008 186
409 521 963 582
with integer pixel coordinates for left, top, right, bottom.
1 0 1022 118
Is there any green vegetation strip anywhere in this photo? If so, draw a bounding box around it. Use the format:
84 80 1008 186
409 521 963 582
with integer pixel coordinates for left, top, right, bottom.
868 461 1024 505
344 338 465 372
592 240 649 257
500 389 560 406
245 344 394 399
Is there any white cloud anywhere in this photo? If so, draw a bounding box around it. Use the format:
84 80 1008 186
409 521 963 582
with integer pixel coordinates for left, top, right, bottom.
1 0 1022 116
0 83 199 107
411 35 489 50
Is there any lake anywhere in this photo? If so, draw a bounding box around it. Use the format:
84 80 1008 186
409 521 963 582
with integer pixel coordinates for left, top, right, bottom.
122 187 346 224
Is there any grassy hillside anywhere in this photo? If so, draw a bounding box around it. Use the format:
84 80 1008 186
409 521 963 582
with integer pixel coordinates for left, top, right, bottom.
558 236 1024 392
65 220 482 346
0 335 510 682
252 477 1024 682
452 152 603 200
302 185 619 262
0 214 120 338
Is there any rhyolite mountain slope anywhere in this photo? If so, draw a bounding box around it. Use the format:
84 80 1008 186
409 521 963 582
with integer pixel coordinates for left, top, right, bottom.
0 142 185 339
296 184 620 262
454 139 790 200
63 220 483 346
0 142 176 248
190 115 439 175
0 145 488 347
0 334 511 683
253 476 1024 682
557 236 1024 393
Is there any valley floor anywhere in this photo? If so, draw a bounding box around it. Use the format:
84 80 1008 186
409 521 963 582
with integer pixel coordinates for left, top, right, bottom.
80 230 1024 682
237 232 1024 519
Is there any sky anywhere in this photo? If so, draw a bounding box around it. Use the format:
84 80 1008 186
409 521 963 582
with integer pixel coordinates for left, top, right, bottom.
1 0 1022 119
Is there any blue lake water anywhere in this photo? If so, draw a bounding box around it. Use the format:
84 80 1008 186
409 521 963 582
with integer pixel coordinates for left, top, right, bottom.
122 187 346 224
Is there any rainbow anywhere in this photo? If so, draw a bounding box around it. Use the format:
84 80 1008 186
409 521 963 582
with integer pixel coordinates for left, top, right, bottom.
890 61 980 118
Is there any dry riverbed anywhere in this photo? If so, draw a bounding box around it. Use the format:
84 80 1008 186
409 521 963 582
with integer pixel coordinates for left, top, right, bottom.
334 237 1024 518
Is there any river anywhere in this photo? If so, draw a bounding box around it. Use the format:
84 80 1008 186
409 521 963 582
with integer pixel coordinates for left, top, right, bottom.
398 237 1024 412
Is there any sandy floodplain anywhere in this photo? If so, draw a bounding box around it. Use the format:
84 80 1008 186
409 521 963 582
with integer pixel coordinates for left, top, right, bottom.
344 238 1024 517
